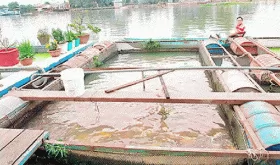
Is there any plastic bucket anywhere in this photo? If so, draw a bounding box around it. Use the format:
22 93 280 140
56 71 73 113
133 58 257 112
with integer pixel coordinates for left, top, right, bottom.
75 38 80 47
61 68 85 97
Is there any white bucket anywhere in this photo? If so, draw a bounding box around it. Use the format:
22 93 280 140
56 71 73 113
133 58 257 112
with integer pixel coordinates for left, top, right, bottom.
61 68 85 97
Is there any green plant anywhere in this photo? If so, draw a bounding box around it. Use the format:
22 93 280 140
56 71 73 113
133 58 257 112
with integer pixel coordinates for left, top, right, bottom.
64 31 74 42
52 28 65 44
143 39 161 50
69 16 101 36
37 28 50 38
44 143 68 159
68 17 87 36
17 40 34 60
46 40 58 51
93 56 103 67
0 27 17 51
87 24 101 34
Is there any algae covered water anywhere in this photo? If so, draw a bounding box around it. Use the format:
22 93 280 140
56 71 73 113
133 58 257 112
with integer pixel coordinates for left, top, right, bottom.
23 52 235 149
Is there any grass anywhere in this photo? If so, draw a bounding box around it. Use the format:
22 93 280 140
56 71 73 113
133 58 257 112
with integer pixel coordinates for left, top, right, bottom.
270 47 280 54
34 52 51 61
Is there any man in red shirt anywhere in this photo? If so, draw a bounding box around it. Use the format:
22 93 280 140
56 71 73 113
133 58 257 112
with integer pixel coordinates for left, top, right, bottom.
229 16 246 37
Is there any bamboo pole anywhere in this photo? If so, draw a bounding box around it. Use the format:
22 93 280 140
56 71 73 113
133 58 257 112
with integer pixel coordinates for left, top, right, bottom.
104 70 173 93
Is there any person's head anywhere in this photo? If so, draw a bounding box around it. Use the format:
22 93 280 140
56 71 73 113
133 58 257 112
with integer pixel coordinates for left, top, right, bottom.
237 16 243 25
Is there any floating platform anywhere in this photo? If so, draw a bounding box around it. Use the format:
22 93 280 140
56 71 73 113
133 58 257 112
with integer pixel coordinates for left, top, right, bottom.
0 42 94 97
0 128 49 165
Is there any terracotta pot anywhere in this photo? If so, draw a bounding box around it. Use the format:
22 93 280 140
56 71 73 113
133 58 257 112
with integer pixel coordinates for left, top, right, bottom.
79 34 90 44
48 48 61 57
0 48 19 66
20 58 33 66
37 36 50 45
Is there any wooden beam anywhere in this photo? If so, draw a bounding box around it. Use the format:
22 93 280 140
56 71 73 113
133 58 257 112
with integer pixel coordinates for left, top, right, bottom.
45 140 280 159
7 90 280 105
104 70 173 93
158 71 170 99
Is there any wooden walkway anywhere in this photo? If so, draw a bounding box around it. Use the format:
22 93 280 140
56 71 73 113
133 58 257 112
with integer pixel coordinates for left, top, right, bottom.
6 90 280 105
0 128 49 165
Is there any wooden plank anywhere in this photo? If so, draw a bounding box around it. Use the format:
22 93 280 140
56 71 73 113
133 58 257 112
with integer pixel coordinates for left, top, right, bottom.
158 71 170 99
14 132 49 165
45 140 280 159
0 129 24 151
7 90 280 105
105 70 174 93
0 129 44 165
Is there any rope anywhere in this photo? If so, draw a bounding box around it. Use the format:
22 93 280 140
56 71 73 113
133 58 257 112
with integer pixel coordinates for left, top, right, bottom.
31 66 48 89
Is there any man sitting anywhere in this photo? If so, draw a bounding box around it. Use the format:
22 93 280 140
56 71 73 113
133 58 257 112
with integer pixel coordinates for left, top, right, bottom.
229 16 246 38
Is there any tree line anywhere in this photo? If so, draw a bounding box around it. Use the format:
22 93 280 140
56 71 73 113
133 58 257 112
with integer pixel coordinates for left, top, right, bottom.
0 2 35 14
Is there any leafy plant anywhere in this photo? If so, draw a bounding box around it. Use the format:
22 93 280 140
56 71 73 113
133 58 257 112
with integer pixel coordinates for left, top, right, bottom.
64 31 74 42
52 28 65 44
143 39 161 50
37 28 50 38
93 56 103 67
17 40 34 60
0 27 17 51
87 24 101 34
44 143 68 159
68 17 86 36
46 40 58 51
69 16 101 36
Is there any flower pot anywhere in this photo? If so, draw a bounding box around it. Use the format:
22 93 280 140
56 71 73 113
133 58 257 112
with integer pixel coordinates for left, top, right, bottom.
48 48 61 57
59 43 68 54
37 36 50 45
67 42 73 51
75 38 80 47
20 58 33 66
79 34 90 44
72 40 76 48
0 48 19 66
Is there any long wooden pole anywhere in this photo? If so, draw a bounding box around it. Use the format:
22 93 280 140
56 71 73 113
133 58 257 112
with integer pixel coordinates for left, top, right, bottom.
104 70 174 93
45 139 280 159
7 90 280 105
158 71 170 99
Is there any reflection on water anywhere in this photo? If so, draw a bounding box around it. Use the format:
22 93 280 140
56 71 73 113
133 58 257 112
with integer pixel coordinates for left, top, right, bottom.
1 1 280 45
23 52 234 149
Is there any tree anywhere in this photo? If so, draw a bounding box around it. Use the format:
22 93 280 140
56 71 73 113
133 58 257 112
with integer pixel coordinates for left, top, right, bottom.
44 2 50 4
8 2 19 11
19 4 35 14
0 5 7 9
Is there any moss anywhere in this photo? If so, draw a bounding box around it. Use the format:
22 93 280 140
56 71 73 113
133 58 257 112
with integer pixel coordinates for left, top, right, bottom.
270 47 280 54
34 53 51 61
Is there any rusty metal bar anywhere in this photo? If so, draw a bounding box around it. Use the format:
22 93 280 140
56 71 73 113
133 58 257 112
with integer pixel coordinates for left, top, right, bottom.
230 38 280 86
83 67 143 71
158 71 170 99
45 140 280 159
104 70 173 93
31 66 280 78
7 90 280 105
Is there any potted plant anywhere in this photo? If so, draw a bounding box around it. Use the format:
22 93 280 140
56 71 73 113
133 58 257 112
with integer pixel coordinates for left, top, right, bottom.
64 31 74 51
68 17 101 44
46 40 61 57
18 40 35 66
52 28 67 54
70 31 77 48
0 28 19 66
37 28 50 45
